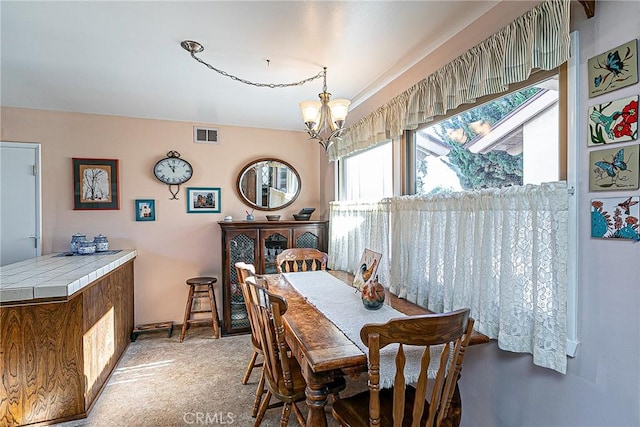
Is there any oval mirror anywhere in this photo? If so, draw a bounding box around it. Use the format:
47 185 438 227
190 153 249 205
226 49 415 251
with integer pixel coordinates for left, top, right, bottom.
236 158 301 211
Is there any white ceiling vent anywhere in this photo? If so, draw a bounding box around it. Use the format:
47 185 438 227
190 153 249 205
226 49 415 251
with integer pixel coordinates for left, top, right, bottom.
193 126 219 144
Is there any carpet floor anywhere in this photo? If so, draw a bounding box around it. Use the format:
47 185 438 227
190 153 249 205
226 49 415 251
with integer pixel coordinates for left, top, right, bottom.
56 326 367 427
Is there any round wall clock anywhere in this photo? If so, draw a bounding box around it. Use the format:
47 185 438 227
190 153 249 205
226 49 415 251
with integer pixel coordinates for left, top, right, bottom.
153 150 193 199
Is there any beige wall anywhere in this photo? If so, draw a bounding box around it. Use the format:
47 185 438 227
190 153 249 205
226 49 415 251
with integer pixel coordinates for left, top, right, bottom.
0 107 322 325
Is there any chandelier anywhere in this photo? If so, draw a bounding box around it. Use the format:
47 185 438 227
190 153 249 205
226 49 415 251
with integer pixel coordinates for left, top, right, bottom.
181 40 350 152
299 68 350 151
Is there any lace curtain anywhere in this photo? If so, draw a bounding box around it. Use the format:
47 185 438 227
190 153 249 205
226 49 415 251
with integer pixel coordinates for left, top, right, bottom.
327 0 571 162
328 200 390 286
390 182 569 373
329 182 569 373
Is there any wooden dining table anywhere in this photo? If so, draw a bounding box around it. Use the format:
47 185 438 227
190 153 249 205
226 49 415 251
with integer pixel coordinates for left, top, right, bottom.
264 271 490 427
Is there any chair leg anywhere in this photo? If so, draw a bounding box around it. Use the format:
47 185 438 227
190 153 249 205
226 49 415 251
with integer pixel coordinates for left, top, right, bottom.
254 390 271 426
243 350 259 384
280 403 291 427
180 285 195 342
207 284 220 339
252 368 265 417
291 402 306 426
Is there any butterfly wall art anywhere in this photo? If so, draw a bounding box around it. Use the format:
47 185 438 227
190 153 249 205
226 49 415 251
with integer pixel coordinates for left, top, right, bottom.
588 145 639 191
588 39 638 98
591 196 639 240
588 95 638 145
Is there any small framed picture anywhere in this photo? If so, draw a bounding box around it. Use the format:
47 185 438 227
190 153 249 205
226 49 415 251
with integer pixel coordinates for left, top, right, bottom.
588 39 638 98
588 95 638 145
73 158 119 210
135 199 156 221
589 145 639 191
187 187 221 213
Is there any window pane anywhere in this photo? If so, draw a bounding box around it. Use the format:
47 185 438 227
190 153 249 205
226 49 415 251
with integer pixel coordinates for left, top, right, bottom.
341 142 393 201
414 76 559 195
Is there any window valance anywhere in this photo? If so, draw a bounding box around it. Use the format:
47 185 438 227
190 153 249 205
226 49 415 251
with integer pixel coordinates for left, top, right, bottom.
327 0 571 162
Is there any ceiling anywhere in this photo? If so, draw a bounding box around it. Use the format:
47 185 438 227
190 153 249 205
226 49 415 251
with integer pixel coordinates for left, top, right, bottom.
1 1 499 132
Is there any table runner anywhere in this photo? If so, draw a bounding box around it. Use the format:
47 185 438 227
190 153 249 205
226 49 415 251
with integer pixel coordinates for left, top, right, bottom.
282 271 446 388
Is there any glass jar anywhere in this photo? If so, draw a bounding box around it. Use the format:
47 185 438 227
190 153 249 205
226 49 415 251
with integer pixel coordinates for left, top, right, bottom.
70 233 87 254
77 240 96 255
93 234 109 252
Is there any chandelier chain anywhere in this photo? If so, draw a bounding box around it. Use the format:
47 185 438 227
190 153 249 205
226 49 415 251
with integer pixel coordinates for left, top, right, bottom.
189 52 325 88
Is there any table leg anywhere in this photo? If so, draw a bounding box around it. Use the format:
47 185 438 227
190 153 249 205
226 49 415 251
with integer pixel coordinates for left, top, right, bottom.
305 381 328 427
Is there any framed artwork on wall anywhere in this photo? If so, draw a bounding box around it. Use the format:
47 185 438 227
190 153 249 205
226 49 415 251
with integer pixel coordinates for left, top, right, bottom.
186 187 221 213
135 199 155 221
587 39 638 98
72 158 119 210
588 95 638 145
588 145 639 191
591 196 639 240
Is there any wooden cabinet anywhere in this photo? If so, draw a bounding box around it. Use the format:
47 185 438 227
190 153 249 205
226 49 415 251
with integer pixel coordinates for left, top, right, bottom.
0 260 134 426
218 220 328 335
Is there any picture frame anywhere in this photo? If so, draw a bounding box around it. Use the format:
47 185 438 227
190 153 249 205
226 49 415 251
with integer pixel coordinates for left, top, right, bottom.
135 199 156 221
186 187 221 213
591 196 639 240
588 39 638 98
588 95 638 146
588 145 639 191
73 158 119 210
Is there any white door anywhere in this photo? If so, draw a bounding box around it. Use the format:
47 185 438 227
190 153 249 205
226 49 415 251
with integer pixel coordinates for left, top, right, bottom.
0 142 42 266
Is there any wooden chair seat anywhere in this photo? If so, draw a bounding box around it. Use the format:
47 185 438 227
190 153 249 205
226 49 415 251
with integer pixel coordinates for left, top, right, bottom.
276 248 328 273
332 385 441 427
332 309 474 427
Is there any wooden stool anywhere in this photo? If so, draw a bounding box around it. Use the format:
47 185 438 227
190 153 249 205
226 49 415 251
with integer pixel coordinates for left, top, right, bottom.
180 277 220 342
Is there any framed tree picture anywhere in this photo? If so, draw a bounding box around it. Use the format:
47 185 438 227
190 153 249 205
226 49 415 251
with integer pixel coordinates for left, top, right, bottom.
73 158 120 210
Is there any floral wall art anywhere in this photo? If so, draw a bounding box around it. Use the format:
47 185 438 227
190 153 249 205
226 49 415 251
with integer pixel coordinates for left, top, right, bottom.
588 95 638 145
589 145 639 191
588 39 638 98
591 196 639 240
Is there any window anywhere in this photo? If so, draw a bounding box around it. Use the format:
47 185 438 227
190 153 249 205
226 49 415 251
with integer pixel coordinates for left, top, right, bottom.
332 35 579 363
338 141 393 201
408 73 561 195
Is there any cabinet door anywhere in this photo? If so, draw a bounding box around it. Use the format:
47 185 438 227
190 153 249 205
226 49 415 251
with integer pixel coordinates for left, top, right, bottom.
260 228 291 274
222 229 258 335
293 225 327 252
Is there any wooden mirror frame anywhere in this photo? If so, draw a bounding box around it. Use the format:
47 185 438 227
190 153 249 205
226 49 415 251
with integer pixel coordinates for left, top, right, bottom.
236 158 301 211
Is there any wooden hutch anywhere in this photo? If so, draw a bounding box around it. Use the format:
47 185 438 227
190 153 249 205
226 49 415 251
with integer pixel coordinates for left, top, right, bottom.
218 220 328 335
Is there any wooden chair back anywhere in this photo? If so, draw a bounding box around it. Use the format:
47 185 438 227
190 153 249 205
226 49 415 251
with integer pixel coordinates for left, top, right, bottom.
244 280 294 393
234 262 261 346
275 248 328 273
235 261 255 287
362 309 474 427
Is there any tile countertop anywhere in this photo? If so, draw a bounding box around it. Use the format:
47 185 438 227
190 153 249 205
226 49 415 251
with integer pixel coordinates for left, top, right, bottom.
0 249 137 303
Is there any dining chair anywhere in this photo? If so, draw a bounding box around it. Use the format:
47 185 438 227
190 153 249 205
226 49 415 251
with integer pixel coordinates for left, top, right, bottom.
331 308 475 427
245 278 346 426
275 248 328 273
235 262 265 417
